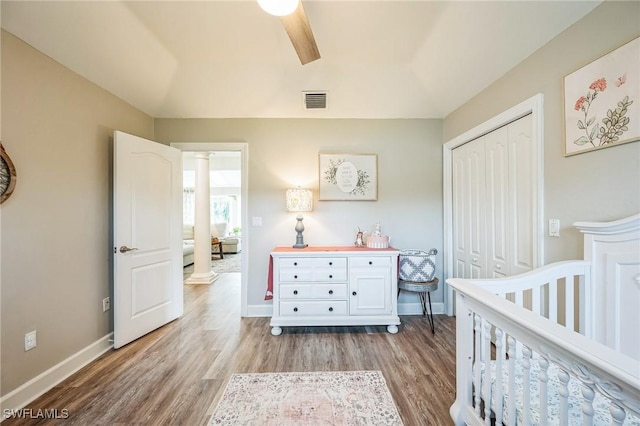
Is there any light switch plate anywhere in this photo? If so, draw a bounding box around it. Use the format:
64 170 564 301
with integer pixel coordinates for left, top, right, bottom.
549 219 560 237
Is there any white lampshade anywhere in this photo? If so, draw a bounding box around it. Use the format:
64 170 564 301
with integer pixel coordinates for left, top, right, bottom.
257 0 299 16
286 188 313 212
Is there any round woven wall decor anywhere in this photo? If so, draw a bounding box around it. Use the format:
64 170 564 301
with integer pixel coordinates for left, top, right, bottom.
0 143 17 204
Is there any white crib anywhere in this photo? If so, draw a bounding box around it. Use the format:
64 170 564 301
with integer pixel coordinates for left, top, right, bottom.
448 214 640 425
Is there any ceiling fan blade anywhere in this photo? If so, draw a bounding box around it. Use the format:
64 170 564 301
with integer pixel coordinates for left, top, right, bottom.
279 2 320 65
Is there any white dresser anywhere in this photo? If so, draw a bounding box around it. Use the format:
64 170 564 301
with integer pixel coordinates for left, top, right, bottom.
269 246 400 336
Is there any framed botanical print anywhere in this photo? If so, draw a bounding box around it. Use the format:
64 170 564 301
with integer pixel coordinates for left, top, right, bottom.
564 37 639 156
319 153 377 201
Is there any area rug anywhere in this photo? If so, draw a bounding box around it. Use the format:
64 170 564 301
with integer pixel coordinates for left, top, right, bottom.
211 253 241 273
183 254 241 280
209 370 403 425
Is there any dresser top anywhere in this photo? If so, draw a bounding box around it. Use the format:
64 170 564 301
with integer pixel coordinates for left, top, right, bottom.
272 245 399 254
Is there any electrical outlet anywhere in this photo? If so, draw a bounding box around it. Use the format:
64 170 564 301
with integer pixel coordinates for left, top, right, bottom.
25 330 37 351
102 297 111 312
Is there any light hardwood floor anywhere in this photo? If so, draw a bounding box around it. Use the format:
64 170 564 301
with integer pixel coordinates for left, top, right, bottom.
5 273 457 425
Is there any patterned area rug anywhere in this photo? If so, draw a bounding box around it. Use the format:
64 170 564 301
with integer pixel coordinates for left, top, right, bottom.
183 254 241 280
211 253 241 273
209 371 403 425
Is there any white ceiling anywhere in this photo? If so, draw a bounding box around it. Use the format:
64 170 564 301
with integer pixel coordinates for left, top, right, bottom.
1 0 601 119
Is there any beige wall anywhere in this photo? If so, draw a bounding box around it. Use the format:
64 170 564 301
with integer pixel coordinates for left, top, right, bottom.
1 31 154 395
154 118 443 307
444 1 640 262
4 0 633 402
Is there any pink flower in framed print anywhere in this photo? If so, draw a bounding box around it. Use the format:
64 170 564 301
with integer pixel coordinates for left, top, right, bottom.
564 37 639 156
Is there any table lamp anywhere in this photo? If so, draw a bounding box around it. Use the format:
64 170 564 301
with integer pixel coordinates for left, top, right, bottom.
286 187 313 248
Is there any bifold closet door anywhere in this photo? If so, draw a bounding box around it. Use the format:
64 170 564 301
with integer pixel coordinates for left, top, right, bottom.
452 138 486 280
453 114 534 281
505 114 534 276
485 125 509 278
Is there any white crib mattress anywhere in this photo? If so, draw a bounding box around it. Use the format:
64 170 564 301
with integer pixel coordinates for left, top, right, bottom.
481 359 640 425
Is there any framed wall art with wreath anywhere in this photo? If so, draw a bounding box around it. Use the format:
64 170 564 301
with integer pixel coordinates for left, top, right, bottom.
319 153 377 201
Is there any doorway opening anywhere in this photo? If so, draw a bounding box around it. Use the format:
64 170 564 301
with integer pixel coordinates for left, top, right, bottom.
171 142 249 317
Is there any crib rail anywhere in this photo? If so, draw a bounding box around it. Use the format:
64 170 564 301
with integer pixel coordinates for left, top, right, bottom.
448 262 640 426
463 260 594 337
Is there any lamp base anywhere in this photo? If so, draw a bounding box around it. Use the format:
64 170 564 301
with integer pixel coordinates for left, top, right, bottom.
293 216 307 248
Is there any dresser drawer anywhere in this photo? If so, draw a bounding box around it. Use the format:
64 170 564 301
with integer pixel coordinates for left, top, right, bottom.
280 300 348 316
311 257 347 269
279 258 313 268
350 256 392 268
312 283 348 299
279 284 314 299
280 283 347 299
312 269 348 282
279 269 314 282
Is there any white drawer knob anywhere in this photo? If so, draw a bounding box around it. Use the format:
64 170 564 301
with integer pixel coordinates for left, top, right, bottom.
634 273 640 286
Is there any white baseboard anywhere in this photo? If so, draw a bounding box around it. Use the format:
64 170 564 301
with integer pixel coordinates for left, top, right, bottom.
398 301 445 316
246 304 272 317
1 333 113 419
245 302 444 318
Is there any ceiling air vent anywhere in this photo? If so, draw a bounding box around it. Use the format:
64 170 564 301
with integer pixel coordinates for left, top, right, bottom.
303 91 328 110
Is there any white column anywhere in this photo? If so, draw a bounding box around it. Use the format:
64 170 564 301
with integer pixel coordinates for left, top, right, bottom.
185 152 217 284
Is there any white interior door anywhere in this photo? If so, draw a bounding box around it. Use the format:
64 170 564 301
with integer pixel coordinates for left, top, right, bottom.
113 131 183 349
452 138 486 279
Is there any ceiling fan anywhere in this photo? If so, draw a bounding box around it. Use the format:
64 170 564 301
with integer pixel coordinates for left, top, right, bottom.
257 0 321 65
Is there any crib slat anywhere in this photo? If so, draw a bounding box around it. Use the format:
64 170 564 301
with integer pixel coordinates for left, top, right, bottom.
581 384 595 426
532 285 542 316
564 275 575 330
610 402 627 425
474 314 482 417
515 291 524 308
549 280 558 323
507 336 517 425
522 346 532 426
494 328 505 426
482 320 492 426
558 367 570 425
539 356 549 424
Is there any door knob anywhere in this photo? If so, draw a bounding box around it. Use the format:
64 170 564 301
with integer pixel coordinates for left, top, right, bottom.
119 246 139 253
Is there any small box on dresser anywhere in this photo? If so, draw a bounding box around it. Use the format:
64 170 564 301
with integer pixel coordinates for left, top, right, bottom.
269 246 400 336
